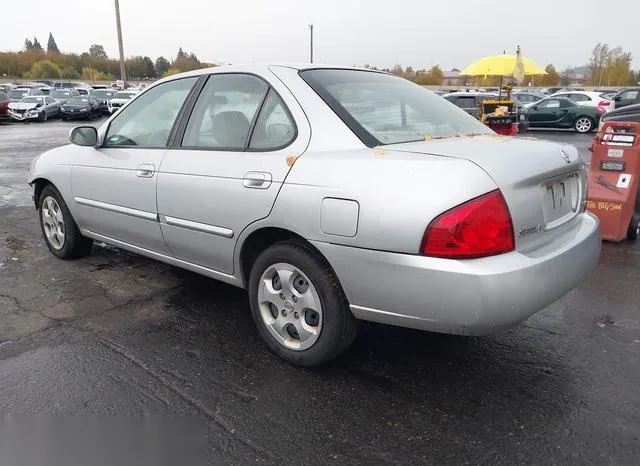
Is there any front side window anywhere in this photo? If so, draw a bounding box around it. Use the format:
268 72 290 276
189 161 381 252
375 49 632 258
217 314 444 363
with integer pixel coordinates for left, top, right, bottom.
300 69 492 146
182 74 268 150
105 77 197 148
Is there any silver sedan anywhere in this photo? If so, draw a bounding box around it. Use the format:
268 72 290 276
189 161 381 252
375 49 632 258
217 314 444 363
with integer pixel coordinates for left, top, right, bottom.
27 64 601 366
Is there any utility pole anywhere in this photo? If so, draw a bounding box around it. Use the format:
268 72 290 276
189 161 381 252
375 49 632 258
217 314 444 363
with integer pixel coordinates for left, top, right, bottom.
309 24 314 63
114 0 127 87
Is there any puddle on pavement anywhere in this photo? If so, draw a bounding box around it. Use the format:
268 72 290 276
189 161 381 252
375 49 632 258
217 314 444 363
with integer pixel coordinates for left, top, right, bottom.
5 235 26 253
595 314 640 344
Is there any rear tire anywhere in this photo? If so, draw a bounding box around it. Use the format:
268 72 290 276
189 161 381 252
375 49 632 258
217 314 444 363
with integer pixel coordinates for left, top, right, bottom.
627 213 640 241
574 116 594 133
248 240 359 366
38 184 93 260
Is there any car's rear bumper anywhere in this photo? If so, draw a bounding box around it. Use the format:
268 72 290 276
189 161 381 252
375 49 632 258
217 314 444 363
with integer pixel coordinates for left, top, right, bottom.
312 212 600 336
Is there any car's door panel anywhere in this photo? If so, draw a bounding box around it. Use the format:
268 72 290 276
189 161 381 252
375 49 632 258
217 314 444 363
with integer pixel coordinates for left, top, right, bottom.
71 76 199 253
157 72 311 274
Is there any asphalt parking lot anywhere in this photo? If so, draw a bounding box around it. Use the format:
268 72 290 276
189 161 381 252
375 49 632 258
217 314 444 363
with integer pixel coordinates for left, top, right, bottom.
1 120 639 464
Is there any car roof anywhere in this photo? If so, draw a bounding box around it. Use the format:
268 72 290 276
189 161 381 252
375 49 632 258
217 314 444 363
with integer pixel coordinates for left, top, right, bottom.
442 91 497 97
153 63 388 83
553 91 603 96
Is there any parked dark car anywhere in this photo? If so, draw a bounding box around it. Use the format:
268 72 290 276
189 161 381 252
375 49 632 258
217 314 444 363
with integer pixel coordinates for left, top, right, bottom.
92 89 116 114
611 88 640 110
527 97 603 133
0 92 10 119
442 91 529 132
598 102 640 130
50 89 80 105
7 95 60 122
60 96 101 120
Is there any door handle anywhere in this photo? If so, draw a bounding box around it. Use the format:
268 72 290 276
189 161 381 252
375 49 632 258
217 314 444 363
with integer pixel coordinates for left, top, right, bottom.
136 164 156 178
243 172 272 189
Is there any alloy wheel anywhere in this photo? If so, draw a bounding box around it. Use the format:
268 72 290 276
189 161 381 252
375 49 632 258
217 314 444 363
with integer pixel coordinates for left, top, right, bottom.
575 117 592 133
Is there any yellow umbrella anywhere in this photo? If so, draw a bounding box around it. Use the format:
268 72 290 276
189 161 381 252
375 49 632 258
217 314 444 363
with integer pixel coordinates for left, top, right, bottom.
460 54 547 77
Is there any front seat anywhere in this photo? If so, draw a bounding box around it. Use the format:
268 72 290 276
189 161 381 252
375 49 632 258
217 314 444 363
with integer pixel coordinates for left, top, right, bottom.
211 111 251 148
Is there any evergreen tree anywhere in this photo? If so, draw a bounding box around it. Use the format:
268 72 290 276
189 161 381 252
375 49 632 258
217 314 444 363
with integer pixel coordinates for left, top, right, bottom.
47 33 60 53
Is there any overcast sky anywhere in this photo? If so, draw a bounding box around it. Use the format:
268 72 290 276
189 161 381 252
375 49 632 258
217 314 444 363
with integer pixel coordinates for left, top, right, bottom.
1 0 638 70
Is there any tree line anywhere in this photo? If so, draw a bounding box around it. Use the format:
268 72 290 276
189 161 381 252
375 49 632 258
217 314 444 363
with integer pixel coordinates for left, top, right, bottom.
373 43 638 88
0 33 212 81
2 36 637 87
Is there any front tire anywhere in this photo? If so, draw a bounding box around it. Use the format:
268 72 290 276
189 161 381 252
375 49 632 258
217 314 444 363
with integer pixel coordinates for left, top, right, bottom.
574 116 594 133
248 240 359 366
38 111 47 122
38 185 93 259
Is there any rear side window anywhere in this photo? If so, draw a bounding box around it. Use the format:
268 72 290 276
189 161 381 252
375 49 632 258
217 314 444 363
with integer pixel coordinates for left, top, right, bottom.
182 74 268 150
621 90 639 101
248 90 296 150
570 94 590 102
0 92 7 101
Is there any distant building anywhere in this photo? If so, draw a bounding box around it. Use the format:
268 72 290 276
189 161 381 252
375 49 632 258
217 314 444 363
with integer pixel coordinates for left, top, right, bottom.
443 68 468 86
561 66 590 85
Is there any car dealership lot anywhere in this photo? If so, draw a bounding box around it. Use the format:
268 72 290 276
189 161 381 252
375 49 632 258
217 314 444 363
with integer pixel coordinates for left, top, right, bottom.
1 121 639 463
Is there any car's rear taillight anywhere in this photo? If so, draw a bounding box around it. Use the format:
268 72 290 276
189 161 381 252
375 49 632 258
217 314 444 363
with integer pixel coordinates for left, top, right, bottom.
421 190 515 259
598 100 611 107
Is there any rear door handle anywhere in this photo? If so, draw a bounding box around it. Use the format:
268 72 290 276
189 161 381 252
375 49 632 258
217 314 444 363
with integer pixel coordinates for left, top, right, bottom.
136 164 156 178
243 171 272 189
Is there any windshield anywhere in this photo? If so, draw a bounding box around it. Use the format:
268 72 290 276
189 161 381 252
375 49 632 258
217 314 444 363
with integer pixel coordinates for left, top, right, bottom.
115 92 134 99
66 97 89 105
94 90 115 99
9 90 28 98
22 97 45 104
52 91 71 98
300 69 492 146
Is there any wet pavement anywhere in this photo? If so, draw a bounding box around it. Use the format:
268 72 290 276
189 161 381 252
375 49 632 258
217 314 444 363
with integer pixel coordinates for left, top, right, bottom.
1 120 639 464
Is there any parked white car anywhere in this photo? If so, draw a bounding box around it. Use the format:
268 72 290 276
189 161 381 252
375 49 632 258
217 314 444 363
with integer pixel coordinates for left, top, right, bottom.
550 91 612 112
107 90 138 113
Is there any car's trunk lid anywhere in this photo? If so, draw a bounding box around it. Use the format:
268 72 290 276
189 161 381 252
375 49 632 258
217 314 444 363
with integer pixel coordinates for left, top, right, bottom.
387 135 587 251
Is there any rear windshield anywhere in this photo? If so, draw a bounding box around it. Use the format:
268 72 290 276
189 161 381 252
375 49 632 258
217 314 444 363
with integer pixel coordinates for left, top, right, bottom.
66 97 89 105
115 92 134 99
52 90 72 97
300 69 492 146
93 90 115 99
22 97 45 104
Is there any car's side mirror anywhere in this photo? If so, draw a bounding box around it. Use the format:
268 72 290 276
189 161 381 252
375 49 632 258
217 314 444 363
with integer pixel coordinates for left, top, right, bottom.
70 126 98 147
532 106 538 111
